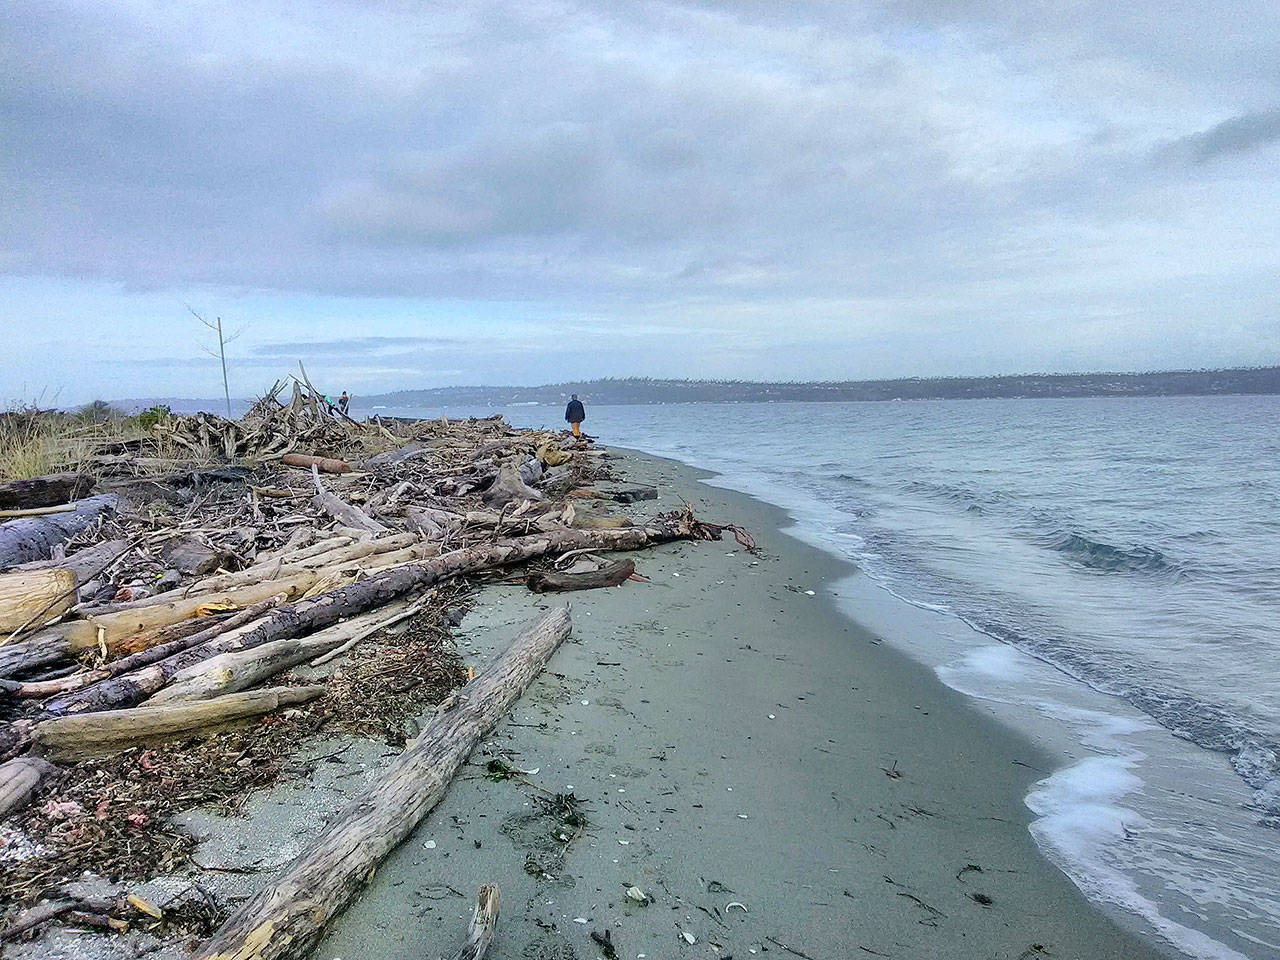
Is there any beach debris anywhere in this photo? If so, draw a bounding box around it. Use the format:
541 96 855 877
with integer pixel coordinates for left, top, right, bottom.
969 892 995 906
625 885 650 904
590 928 620 959
882 760 904 779
680 929 697 944
526 557 636 593
445 884 500 960
725 901 748 913
424 840 437 849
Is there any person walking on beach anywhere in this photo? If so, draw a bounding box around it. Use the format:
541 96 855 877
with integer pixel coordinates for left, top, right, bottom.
337 391 350 416
565 393 586 440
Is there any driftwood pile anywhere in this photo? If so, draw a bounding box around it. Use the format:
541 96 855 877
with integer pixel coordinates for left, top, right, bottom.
0 397 735 958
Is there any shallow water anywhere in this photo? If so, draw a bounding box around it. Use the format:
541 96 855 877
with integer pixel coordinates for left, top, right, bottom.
373 394 1280 958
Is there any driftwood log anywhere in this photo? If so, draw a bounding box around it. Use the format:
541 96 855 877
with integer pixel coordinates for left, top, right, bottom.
0 756 55 818
0 472 93 510
150 601 416 703
16 538 131 581
193 608 571 960
482 464 541 509
311 467 388 534
281 453 349 474
527 558 635 593
31 685 326 761
0 568 77 632
0 495 117 568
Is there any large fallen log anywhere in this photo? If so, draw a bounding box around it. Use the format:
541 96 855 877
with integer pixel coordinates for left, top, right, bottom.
31 686 326 761
526 558 635 593
49 513 720 716
0 472 93 511
162 537 234 576
193 608 570 960
0 495 117 568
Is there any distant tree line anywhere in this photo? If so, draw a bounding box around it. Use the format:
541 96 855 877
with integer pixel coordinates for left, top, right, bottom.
367 366 1280 407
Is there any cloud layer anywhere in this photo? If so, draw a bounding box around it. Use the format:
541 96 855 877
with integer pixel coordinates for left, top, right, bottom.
2 1 1277 401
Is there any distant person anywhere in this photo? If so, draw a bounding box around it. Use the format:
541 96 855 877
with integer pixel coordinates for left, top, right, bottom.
338 391 350 415
565 393 586 439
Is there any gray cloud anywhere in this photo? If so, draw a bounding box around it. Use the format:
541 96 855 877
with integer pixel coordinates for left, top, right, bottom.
1155 107 1280 164
1 0 1278 402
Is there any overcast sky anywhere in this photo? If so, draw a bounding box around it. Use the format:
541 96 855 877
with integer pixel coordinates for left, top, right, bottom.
3 1 1278 404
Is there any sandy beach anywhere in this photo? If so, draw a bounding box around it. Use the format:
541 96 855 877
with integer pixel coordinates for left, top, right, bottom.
284 447 1167 960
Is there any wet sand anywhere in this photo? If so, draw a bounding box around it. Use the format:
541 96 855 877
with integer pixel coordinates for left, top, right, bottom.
306 448 1170 960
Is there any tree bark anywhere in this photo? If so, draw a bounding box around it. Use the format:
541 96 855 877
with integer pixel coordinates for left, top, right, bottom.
526 558 635 593
193 608 570 960
47 515 716 716
0 472 93 510
0 495 117 568
31 686 326 761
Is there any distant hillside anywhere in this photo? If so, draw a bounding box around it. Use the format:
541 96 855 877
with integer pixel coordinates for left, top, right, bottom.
365 366 1280 407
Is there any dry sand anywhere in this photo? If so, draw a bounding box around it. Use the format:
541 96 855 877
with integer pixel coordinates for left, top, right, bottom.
303 448 1170 960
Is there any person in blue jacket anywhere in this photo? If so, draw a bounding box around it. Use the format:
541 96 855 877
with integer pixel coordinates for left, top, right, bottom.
564 394 586 439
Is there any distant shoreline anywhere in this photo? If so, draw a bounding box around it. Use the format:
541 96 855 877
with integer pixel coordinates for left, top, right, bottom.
114 365 1280 413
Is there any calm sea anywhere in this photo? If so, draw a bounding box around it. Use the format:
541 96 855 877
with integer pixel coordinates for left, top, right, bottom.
370 394 1279 959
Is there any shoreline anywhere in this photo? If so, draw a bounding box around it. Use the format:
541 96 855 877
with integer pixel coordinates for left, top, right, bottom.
310 446 1170 960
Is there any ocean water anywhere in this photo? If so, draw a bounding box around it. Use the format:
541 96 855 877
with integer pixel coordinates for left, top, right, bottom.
373 394 1280 959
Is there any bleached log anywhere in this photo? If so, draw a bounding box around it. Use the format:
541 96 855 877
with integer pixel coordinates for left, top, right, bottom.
447 885 500 960
151 600 415 703
312 466 389 534
193 610 569 960
0 568 77 632
31 686 326 761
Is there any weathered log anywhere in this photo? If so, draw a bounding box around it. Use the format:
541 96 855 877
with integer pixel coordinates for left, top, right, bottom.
193 609 570 960
40 599 286 712
281 453 350 474
0 495 117 568
570 512 632 530
311 489 388 534
0 472 93 510
0 607 250 698
162 537 233 576
527 558 635 593
51 515 718 717
87 535 415 614
0 636 71 681
0 756 56 818
31 686 326 761
151 600 415 703
39 572 318 655
363 441 429 469
0 720 33 763
0 568 77 632
16 538 131 582
447 885 500 960
482 464 541 509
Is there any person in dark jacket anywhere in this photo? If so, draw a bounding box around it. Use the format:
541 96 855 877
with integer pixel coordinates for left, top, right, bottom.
337 391 350 415
565 394 586 439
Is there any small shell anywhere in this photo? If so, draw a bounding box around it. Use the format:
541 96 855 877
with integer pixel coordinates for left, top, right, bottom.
680 930 696 944
626 885 649 904
725 901 748 913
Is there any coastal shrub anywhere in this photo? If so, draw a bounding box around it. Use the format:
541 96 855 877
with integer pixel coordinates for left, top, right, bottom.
135 404 172 430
